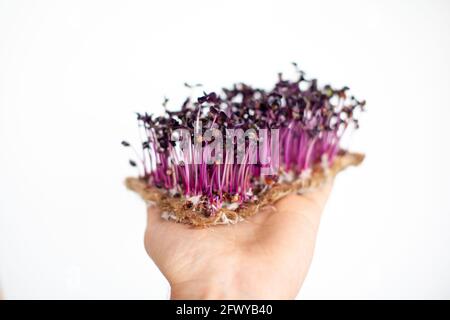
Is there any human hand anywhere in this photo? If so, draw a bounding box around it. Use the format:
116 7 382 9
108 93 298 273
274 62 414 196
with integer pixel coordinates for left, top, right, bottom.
144 181 333 299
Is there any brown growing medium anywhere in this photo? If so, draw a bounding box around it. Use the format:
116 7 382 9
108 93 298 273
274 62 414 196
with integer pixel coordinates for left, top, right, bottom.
125 151 364 227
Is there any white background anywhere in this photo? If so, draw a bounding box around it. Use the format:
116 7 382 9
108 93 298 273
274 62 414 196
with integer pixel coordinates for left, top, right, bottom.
1 0 450 299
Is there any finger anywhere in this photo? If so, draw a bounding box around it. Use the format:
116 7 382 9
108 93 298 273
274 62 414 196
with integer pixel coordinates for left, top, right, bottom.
146 203 163 230
274 179 334 224
261 180 334 253
250 181 333 284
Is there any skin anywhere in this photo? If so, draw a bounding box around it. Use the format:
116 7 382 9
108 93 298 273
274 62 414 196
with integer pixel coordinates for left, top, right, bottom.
144 181 333 299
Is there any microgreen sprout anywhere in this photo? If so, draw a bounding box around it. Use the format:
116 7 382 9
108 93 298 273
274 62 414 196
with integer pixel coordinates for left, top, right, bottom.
124 64 365 218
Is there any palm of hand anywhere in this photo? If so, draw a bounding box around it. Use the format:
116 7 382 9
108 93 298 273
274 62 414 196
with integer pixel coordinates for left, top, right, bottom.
144 182 333 299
